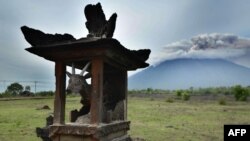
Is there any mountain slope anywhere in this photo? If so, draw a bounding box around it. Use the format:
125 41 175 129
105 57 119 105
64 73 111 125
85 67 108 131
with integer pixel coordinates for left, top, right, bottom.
128 58 250 89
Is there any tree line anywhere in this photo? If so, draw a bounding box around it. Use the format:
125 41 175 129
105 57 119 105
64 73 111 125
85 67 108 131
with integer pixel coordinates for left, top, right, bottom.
128 85 250 101
1 82 249 101
0 82 54 97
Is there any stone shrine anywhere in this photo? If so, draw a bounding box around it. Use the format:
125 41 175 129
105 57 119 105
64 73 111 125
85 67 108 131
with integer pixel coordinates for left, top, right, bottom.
22 3 150 141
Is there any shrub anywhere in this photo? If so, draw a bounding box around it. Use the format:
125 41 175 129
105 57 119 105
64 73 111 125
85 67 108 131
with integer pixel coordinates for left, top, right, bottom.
146 88 153 94
20 91 34 97
165 98 174 103
36 91 54 97
176 90 182 98
0 91 13 98
224 91 231 95
232 85 249 101
218 98 227 105
182 92 190 101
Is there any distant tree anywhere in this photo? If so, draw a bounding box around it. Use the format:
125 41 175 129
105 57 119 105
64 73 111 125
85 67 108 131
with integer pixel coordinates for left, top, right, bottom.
25 85 31 92
5 82 23 96
232 85 249 101
176 90 183 97
20 85 34 97
146 88 153 94
182 91 190 101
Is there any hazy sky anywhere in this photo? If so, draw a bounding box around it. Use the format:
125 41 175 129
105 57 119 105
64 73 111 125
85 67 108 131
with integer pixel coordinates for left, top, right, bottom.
1 0 250 91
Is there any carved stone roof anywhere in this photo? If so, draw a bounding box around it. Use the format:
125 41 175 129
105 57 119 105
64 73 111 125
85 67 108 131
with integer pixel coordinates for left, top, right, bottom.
26 38 149 70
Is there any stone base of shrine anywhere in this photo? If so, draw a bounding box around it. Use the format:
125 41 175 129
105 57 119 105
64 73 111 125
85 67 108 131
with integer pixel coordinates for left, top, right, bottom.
49 121 131 141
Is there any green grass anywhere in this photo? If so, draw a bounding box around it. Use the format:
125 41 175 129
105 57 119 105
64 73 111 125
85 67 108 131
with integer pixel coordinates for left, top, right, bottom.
0 98 53 141
0 96 250 141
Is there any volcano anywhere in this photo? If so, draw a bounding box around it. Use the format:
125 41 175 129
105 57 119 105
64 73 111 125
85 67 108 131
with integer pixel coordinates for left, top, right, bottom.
128 58 250 90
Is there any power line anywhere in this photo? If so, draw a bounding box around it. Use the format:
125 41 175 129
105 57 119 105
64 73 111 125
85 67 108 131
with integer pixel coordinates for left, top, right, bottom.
0 80 54 84
0 80 55 92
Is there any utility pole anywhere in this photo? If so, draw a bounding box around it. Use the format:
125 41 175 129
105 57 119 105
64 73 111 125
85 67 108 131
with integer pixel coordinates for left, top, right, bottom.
3 80 6 90
34 81 37 94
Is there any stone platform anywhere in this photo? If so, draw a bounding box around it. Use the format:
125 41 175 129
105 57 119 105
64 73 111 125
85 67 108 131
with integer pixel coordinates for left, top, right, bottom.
49 121 131 141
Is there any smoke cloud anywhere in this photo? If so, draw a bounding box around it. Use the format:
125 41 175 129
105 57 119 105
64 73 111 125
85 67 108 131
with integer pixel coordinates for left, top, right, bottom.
153 33 250 66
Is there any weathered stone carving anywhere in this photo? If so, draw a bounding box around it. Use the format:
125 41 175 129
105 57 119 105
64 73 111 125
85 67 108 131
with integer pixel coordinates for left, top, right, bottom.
111 100 125 121
21 26 76 46
75 100 125 124
85 3 117 38
66 62 91 122
75 113 91 123
36 115 53 141
66 61 126 123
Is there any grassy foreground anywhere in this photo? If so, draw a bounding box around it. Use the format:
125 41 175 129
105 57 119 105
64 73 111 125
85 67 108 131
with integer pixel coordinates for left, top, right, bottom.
0 96 250 141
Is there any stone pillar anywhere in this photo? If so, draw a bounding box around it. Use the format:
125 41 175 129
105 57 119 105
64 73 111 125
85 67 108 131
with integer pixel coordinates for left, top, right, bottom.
90 58 103 124
53 61 66 125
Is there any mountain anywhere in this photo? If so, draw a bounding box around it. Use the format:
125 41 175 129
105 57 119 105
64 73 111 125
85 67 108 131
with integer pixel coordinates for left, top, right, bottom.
128 58 250 90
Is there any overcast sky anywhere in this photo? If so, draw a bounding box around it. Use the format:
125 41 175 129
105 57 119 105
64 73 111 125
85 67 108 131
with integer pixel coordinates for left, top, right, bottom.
1 0 250 92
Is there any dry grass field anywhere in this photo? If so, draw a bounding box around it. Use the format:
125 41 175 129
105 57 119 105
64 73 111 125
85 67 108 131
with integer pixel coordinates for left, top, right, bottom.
0 95 250 141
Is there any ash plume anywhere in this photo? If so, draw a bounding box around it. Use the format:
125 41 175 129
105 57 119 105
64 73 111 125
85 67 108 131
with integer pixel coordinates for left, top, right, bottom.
153 33 250 66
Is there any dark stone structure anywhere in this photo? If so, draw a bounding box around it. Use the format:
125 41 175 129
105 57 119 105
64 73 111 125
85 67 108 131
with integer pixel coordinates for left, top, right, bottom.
21 26 76 46
131 49 151 62
26 38 149 141
22 2 150 141
85 3 117 38
36 115 53 141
